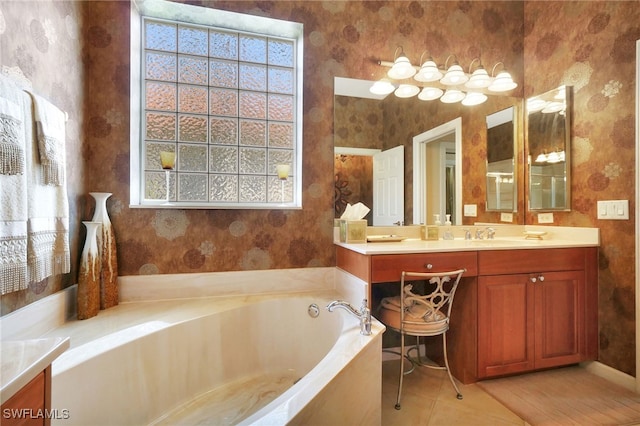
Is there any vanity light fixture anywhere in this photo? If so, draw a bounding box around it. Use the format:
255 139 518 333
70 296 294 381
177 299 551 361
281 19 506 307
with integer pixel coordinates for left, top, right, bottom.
440 89 466 104
387 47 417 80
418 86 444 101
395 84 420 98
414 52 443 82
488 62 517 92
440 56 469 86
461 91 488 106
465 58 492 89
373 48 517 106
369 79 396 95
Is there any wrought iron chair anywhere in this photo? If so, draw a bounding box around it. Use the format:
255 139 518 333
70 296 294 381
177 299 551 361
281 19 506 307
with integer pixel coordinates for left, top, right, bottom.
379 268 466 409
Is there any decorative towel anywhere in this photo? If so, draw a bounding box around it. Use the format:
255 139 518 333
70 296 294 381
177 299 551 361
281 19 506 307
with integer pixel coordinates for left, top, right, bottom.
0 75 29 294
25 91 66 186
0 97 25 176
23 91 70 283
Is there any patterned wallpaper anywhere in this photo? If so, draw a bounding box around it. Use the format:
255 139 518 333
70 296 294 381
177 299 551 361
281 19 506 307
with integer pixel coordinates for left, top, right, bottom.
0 1 638 376
0 1 83 315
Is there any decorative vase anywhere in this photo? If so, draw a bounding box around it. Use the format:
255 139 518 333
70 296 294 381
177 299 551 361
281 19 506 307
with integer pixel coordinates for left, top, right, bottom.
77 221 101 320
90 192 119 309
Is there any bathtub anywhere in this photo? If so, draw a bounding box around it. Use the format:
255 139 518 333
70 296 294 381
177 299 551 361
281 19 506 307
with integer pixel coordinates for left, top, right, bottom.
42 269 383 425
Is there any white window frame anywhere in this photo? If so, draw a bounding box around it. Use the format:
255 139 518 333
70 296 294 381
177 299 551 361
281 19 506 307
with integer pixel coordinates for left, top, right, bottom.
130 0 303 209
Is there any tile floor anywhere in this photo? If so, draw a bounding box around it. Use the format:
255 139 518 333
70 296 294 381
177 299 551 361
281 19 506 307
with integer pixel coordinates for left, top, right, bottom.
381 359 527 426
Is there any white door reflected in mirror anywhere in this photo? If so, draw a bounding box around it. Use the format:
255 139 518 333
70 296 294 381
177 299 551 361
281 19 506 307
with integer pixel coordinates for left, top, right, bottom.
373 146 404 226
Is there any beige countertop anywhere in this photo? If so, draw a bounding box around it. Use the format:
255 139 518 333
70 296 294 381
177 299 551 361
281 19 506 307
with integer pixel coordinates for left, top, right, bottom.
334 224 599 255
1 337 70 405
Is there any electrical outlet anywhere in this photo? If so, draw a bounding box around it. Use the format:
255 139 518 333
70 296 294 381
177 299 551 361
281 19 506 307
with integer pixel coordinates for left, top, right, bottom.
537 212 554 224
500 212 513 223
464 204 477 217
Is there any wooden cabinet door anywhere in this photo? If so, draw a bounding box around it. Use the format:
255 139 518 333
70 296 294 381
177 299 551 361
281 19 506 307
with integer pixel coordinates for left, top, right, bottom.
478 274 535 378
534 270 585 369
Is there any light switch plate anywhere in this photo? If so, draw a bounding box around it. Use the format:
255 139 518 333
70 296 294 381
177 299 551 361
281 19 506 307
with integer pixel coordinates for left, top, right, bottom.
597 200 629 220
500 212 513 223
464 204 477 217
537 212 554 224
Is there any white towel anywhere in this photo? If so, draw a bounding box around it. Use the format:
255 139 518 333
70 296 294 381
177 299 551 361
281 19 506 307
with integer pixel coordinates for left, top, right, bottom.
23 91 70 283
0 75 29 294
25 91 66 186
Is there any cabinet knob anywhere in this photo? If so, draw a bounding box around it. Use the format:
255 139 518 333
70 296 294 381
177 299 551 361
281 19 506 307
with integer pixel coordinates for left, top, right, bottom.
530 277 537 283
538 275 545 282
424 263 433 270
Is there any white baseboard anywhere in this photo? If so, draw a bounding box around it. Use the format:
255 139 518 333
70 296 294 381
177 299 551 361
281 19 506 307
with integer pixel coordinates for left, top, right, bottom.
581 360 637 393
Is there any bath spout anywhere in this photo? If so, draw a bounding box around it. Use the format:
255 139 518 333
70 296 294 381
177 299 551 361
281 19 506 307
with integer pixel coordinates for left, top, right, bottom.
327 299 372 336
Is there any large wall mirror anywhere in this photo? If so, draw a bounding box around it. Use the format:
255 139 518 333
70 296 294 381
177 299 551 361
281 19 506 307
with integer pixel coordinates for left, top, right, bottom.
526 85 572 211
334 76 523 225
486 106 517 212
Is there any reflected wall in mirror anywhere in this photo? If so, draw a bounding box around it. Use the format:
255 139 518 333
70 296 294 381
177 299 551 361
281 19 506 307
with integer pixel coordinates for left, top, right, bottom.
526 85 572 211
334 77 524 225
486 107 516 212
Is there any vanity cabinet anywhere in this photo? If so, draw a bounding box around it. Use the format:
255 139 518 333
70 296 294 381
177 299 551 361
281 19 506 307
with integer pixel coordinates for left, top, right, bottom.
476 248 598 379
1 367 50 426
335 243 598 384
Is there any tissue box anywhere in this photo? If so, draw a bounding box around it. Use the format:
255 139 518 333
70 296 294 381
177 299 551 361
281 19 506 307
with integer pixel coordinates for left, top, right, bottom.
339 220 367 243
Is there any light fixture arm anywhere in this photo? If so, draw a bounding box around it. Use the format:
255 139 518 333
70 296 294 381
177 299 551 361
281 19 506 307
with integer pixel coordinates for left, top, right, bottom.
468 57 482 74
491 61 505 77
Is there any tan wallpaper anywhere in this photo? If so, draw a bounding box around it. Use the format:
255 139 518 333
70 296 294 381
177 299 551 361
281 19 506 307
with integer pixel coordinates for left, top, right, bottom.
0 1 638 376
0 0 84 315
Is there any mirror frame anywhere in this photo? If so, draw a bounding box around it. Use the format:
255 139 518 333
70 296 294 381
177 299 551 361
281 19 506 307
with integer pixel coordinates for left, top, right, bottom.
526 85 572 211
413 118 463 225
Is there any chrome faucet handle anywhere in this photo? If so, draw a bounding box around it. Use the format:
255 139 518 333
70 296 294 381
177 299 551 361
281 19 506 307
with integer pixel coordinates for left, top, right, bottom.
475 229 484 239
464 229 471 240
486 227 496 239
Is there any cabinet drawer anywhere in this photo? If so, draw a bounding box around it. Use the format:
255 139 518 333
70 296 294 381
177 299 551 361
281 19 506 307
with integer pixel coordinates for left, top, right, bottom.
478 248 586 276
371 251 477 283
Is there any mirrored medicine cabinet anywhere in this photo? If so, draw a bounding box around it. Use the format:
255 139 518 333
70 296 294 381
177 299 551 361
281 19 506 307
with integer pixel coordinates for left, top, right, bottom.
526 85 572 211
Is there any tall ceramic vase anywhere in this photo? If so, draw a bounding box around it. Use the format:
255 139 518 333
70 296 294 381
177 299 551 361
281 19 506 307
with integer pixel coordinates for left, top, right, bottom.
78 221 101 320
90 192 119 309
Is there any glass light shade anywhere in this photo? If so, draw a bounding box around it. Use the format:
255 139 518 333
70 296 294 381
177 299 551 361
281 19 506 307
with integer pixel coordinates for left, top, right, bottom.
465 67 491 89
414 60 442 82
387 55 416 80
394 84 420 98
418 87 444 101
546 151 562 163
461 91 487 106
542 101 565 114
440 89 465 103
535 152 548 163
488 70 517 92
440 64 469 86
369 80 396 95
527 98 547 113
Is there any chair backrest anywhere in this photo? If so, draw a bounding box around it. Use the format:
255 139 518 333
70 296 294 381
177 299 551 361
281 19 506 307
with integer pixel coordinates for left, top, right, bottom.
399 269 466 328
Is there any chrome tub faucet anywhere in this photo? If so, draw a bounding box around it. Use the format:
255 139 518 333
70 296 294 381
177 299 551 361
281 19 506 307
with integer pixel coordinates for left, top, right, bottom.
326 299 372 335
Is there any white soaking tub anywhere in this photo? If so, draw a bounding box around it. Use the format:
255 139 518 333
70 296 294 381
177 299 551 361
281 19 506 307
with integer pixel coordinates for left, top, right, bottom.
47 289 383 425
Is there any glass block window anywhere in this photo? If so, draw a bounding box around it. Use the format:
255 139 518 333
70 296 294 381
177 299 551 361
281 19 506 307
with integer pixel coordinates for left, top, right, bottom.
132 6 302 209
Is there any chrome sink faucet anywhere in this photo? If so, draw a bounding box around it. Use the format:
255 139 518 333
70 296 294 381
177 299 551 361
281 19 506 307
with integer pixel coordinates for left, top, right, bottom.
475 227 496 240
327 299 372 335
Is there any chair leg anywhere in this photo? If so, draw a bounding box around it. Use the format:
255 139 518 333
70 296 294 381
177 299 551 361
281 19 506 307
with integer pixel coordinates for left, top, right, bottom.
395 332 405 410
442 332 463 400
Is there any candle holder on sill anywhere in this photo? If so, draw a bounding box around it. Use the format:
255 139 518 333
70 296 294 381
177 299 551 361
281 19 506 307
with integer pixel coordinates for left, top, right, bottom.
276 164 290 205
160 151 176 203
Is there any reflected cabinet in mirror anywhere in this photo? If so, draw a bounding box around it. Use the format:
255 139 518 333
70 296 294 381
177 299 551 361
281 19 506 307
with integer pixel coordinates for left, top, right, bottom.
526 85 572 211
486 106 517 212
